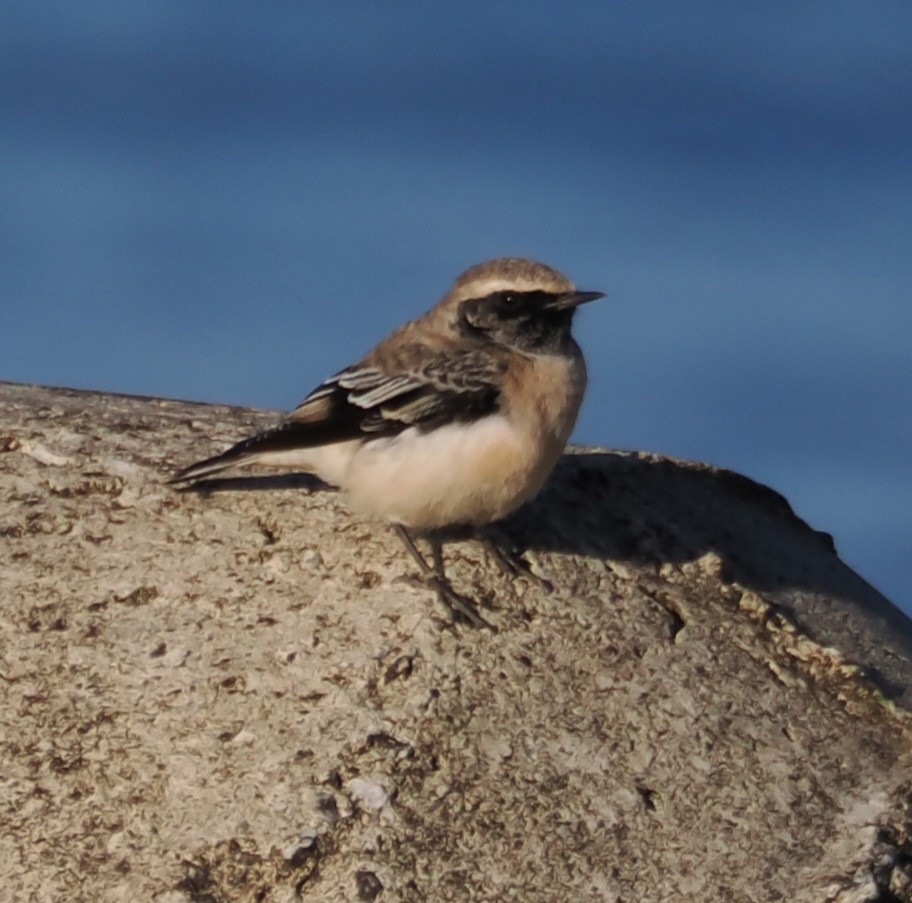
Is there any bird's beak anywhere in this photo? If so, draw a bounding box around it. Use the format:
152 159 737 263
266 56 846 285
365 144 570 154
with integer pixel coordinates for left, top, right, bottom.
549 290 606 311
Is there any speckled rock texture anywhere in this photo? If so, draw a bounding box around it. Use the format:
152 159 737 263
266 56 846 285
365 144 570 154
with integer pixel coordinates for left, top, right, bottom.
1 381 911 903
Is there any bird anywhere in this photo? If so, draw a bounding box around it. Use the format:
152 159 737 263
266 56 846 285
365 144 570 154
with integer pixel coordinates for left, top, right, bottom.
169 258 605 626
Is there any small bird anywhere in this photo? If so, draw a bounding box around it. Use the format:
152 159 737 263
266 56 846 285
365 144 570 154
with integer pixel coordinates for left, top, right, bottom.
170 258 604 626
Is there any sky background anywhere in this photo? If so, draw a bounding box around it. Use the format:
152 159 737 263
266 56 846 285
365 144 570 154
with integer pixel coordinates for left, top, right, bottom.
2 2 910 613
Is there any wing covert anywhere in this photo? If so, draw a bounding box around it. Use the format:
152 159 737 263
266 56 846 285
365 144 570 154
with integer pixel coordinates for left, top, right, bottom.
287 346 505 443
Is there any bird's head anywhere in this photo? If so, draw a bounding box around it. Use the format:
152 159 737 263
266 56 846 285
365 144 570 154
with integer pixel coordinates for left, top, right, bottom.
445 258 604 353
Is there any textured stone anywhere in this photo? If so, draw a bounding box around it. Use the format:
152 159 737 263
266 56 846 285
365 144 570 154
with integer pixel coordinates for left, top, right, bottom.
1 381 910 902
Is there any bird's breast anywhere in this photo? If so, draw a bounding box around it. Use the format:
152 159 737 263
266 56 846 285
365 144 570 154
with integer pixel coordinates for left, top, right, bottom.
502 347 587 447
341 350 586 530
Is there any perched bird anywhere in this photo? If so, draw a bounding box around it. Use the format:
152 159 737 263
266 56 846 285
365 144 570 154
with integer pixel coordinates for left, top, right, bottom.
170 258 604 626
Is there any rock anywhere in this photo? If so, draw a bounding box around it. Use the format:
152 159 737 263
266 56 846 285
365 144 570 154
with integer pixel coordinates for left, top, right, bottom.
1 380 910 902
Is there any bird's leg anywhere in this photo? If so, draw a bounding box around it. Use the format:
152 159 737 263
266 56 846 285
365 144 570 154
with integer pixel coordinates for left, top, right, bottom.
393 525 493 629
475 526 553 593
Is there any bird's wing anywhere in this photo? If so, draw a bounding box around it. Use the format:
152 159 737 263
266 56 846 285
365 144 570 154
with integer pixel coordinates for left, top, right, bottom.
292 346 505 433
169 346 505 482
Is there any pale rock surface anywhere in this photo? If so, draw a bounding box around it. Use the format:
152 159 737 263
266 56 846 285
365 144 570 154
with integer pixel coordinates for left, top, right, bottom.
1 381 911 902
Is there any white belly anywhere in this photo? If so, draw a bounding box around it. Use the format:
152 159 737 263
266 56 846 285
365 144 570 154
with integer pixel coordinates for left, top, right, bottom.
341 415 555 530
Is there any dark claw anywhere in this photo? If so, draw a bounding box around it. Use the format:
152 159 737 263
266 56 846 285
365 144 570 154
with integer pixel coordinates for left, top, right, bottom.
428 576 496 630
394 524 496 630
477 529 554 593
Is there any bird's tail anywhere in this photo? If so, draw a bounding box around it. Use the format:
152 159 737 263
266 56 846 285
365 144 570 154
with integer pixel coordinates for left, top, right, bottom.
167 445 253 483
167 422 320 484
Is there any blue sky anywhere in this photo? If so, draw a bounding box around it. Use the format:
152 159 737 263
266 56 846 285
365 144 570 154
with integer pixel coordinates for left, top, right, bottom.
2 2 910 612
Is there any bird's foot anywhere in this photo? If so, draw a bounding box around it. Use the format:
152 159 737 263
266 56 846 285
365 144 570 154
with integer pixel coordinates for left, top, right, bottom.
426 574 496 630
477 529 554 594
394 524 495 630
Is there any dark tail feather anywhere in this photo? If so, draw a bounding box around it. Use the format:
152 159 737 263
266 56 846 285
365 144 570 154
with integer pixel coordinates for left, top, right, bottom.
168 421 335 484
168 446 248 483
168 428 282 484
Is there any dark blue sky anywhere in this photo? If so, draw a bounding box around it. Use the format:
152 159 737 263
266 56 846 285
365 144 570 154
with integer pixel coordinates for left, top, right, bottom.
2 2 910 611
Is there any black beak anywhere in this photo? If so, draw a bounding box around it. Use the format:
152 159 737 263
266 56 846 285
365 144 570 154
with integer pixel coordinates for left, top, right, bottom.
549 290 606 311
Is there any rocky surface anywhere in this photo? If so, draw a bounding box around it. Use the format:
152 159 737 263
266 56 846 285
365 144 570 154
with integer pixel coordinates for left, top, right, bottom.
1 381 911 902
